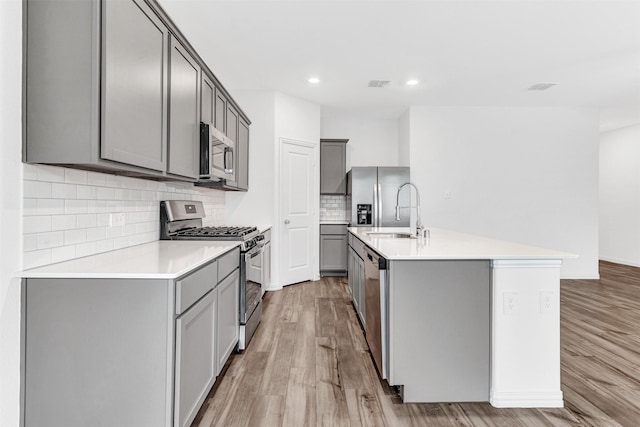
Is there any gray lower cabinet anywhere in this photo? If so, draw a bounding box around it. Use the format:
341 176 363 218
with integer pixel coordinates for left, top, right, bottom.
175 288 217 427
168 37 200 179
320 139 348 195
348 234 366 326
22 248 240 427
216 269 240 375
320 224 348 276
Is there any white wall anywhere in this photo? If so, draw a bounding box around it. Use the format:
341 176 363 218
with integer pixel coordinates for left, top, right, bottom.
227 91 321 289
408 106 599 279
600 124 640 267
321 108 398 170
1 1 23 424
225 91 276 228
397 109 411 167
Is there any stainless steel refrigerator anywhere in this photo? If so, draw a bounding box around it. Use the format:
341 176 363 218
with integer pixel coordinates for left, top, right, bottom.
347 167 410 227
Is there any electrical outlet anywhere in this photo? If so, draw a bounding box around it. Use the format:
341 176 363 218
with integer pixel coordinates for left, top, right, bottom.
109 213 126 227
503 292 517 315
444 190 452 199
540 291 554 314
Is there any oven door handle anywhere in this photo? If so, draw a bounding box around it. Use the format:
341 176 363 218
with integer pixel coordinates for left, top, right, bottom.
246 247 264 260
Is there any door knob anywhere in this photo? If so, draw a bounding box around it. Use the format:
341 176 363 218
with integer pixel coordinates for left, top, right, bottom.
284 219 290 224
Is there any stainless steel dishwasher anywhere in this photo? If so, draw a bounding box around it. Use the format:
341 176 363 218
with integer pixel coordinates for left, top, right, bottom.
364 246 389 379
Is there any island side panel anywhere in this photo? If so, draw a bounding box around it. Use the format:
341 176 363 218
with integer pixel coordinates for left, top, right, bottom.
490 259 563 408
388 260 491 403
23 278 174 427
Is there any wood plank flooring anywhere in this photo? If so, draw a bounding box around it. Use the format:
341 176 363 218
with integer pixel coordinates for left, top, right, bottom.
193 261 640 426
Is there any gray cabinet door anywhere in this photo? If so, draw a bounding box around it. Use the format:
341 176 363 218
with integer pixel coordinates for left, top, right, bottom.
237 117 250 191
216 269 239 375
168 37 200 179
214 89 227 134
175 288 217 427
101 0 167 172
357 255 366 326
263 241 271 295
201 74 215 126
320 234 348 271
320 140 347 194
225 105 239 187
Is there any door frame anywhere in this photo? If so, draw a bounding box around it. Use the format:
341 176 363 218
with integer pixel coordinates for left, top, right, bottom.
275 137 319 289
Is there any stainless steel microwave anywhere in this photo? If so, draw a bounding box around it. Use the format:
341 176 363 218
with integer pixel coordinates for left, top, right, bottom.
200 122 235 182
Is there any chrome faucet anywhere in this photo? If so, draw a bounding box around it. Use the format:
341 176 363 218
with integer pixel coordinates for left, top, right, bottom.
395 182 424 236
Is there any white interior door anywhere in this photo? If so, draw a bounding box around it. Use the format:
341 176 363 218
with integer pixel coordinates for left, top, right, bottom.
279 139 315 286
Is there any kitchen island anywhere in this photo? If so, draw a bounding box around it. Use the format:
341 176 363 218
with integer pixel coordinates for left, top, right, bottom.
348 227 576 408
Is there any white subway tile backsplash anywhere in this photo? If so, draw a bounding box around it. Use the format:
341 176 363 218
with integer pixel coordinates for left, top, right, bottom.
64 229 87 245
23 199 38 216
24 249 52 270
23 164 226 269
75 242 97 258
24 180 52 198
37 199 65 215
65 200 88 214
86 227 107 242
87 172 106 186
51 215 77 231
36 165 65 183
51 245 76 264
51 183 77 199
96 187 115 200
37 231 64 249
24 234 38 252
105 226 123 238
76 214 97 228
24 216 52 233
77 185 98 199
64 169 88 185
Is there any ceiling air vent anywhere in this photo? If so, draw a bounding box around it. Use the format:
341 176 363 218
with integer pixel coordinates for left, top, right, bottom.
528 82 558 91
368 80 391 88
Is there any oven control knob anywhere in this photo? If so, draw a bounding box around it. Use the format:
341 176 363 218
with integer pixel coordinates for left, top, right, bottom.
284 219 290 224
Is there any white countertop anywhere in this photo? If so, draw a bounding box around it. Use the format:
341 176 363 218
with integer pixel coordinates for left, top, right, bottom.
320 220 350 225
21 240 241 279
348 227 577 261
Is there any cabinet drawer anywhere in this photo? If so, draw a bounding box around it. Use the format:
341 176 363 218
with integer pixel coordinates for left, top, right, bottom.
321 224 347 235
176 261 218 315
218 247 240 282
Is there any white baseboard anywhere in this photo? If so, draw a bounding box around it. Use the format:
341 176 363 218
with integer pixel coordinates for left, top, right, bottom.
599 256 640 269
490 390 564 408
560 274 600 280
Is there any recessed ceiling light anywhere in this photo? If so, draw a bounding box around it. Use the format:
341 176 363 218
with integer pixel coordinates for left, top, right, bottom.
406 79 419 86
308 77 320 84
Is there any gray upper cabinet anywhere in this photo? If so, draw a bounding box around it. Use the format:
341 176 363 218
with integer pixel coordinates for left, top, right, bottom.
168 37 200 179
215 89 227 134
320 139 348 194
224 105 239 188
201 74 215 127
24 0 251 184
101 0 168 172
236 118 250 191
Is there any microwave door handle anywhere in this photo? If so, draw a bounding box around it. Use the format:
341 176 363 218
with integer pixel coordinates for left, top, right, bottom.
224 147 234 173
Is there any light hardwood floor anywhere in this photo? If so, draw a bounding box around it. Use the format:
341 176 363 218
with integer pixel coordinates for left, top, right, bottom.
193 261 640 426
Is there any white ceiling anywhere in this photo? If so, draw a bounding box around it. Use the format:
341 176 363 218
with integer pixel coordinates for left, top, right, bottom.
158 0 640 128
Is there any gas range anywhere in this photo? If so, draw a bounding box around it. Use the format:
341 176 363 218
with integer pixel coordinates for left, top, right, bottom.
159 200 264 351
159 201 260 251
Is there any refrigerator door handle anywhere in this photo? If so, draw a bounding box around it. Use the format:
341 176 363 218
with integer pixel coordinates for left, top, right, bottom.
372 184 378 227
376 183 382 227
